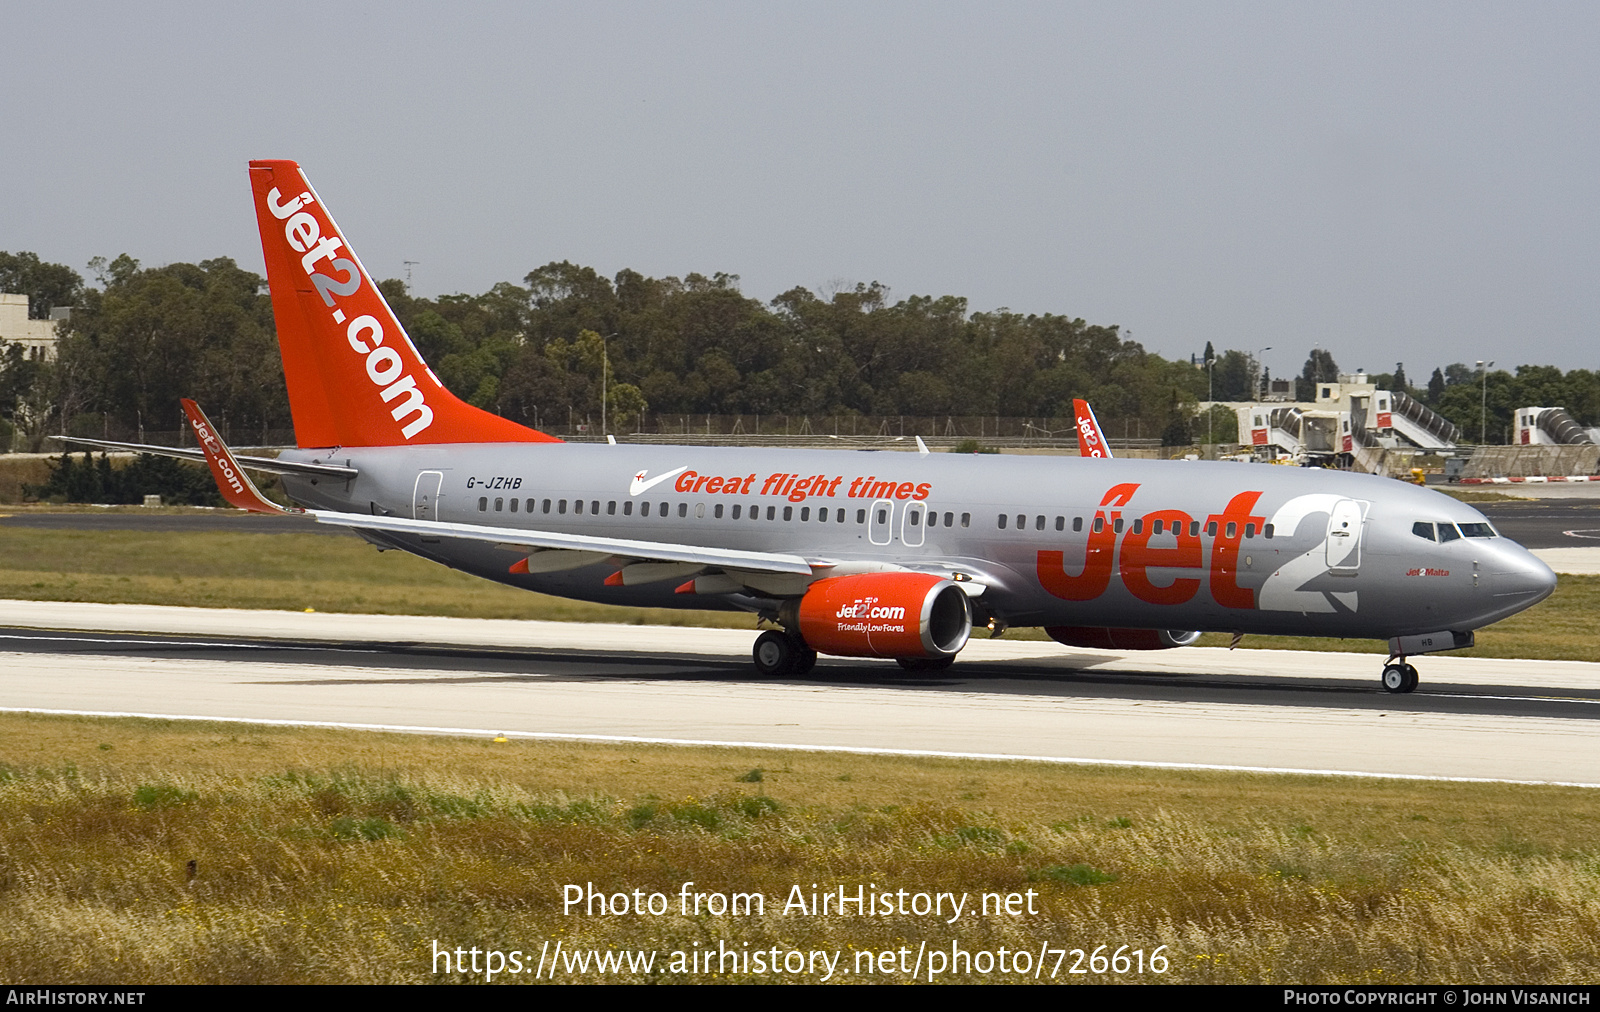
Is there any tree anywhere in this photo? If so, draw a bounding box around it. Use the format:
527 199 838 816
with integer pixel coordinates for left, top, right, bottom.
1392 362 1408 393
1296 348 1339 402
1427 367 1446 404
0 252 83 318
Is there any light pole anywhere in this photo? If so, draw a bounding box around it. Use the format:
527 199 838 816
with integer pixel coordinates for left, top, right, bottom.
601 333 615 438
1254 346 1272 400
1206 355 1217 454
1477 359 1494 444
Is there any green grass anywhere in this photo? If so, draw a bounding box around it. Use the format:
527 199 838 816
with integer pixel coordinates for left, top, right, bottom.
0 522 755 627
2 712 1599 984
0 518 1592 658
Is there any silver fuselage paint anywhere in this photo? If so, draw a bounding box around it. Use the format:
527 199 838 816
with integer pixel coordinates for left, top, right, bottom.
280 443 1556 641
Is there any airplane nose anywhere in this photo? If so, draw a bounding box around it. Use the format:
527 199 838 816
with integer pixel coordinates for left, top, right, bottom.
1493 549 1558 608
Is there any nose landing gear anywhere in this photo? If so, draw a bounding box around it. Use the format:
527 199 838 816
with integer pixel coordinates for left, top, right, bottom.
1381 659 1419 694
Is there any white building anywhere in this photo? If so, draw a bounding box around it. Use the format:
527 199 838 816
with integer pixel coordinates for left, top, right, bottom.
0 293 66 359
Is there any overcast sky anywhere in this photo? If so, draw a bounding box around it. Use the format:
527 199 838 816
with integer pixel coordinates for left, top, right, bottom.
3 2 1596 377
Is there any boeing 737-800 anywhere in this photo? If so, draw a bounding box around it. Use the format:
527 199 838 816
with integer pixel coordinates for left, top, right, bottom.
76 161 1558 694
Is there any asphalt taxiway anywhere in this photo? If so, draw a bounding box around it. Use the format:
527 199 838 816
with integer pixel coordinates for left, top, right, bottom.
3 600 1598 786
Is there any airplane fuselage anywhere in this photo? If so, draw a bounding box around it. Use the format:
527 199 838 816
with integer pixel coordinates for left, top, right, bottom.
279 442 1555 642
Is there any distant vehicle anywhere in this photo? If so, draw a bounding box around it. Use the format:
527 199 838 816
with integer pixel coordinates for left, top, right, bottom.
80 161 1558 694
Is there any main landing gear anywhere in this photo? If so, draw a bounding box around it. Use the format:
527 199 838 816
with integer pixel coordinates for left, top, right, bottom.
753 630 817 677
1381 659 1419 694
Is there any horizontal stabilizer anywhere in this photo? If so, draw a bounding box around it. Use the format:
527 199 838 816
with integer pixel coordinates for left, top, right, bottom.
55 436 358 479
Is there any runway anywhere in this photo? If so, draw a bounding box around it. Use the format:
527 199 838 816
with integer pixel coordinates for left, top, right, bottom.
3 600 1599 786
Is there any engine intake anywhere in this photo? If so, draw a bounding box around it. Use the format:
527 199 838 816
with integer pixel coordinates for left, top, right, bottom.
789 573 972 659
1045 627 1202 650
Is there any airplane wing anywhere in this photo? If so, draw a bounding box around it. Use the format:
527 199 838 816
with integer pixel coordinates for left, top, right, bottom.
1073 398 1112 459
54 435 358 480
177 398 815 577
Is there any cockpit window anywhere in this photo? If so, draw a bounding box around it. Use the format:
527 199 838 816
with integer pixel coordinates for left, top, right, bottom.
1412 521 1436 542
1459 522 1497 538
1437 523 1462 543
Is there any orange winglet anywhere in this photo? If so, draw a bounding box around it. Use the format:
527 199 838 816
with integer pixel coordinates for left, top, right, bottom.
604 570 625 587
181 399 297 514
674 580 697 595
508 557 530 574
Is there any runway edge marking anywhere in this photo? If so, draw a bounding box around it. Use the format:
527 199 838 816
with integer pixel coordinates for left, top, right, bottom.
4 706 1599 789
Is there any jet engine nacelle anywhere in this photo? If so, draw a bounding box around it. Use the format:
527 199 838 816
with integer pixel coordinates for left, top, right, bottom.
1045 626 1202 650
788 573 973 659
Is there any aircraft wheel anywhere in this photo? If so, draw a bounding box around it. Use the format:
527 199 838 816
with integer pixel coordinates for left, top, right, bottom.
792 647 818 676
1381 662 1416 694
753 631 798 677
1401 663 1419 693
897 655 956 672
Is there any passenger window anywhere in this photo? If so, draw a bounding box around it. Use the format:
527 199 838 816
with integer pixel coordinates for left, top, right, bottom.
1093 517 1104 533
783 506 793 521
574 499 583 514
641 501 651 517
1264 524 1274 539
1245 523 1256 538
695 503 705 518
714 504 723 519
478 497 487 511
623 501 633 516
1016 514 1026 530
1072 516 1083 532
558 499 567 514
1152 519 1163 535
1206 521 1218 537
836 509 845 522
800 507 810 521
495 497 504 511
509 498 518 512
732 504 741 519
542 499 551 514
998 514 1008 529
1226 522 1237 538
767 506 775 520
1035 515 1045 530
1131 519 1143 535
1055 516 1064 531
960 513 970 528
1412 521 1436 541
591 501 599 514
1189 521 1200 537
945 512 954 527
678 502 688 518
1113 518 1124 534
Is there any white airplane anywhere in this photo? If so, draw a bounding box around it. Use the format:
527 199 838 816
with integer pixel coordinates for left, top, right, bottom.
83 160 1558 694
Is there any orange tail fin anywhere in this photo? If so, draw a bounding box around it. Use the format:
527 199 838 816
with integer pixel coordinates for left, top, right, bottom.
248 160 558 448
1073 398 1113 459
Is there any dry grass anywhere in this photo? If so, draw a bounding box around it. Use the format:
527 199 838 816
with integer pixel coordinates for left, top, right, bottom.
2 712 1599 984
